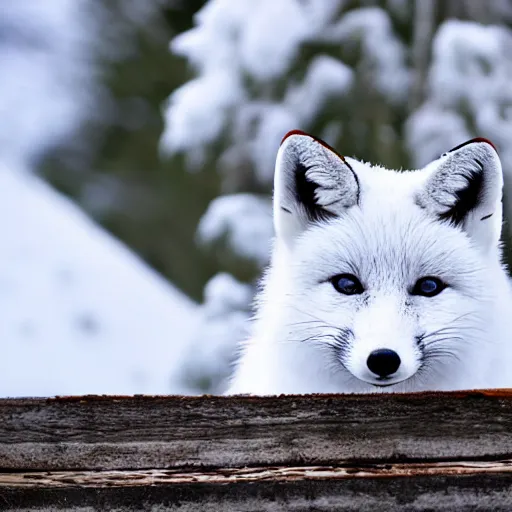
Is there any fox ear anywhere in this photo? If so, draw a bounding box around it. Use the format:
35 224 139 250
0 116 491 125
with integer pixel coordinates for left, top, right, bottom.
273 130 359 245
417 138 503 252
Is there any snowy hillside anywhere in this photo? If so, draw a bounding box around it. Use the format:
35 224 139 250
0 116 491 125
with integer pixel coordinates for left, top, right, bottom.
0 163 197 397
0 1 199 397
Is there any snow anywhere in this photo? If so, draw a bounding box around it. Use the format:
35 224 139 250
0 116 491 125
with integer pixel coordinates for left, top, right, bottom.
0 1 199 397
288 56 354 125
248 104 301 183
0 0 96 167
407 20 512 168
160 71 244 167
0 163 197 397
406 19 512 226
162 2 405 181
237 0 313 80
173 0 343 80
243 57 353 183
173 273 252 394
430 21 512 115
328 7 410 104
198 194 273 266
406 107 471 168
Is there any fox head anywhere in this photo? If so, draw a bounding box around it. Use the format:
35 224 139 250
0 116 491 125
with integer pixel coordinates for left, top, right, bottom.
272 130 504 391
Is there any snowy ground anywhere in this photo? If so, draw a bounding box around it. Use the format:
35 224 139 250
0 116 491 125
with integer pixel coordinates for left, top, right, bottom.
0 1 199 397
0 164 197 397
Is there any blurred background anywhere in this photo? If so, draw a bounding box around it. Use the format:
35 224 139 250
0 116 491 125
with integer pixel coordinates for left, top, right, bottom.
1 0 512 397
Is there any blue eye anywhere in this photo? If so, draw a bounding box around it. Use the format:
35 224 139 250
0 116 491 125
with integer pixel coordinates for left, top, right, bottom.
412 277 446 297
331 274 364 295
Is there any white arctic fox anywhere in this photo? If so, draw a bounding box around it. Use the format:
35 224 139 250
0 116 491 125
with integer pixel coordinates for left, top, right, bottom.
228 130 512 395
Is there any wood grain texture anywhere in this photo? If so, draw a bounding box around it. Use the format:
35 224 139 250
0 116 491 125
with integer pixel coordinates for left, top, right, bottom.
1 391 512 510
2 461 512 488
1 473 512 511
0 390 511 471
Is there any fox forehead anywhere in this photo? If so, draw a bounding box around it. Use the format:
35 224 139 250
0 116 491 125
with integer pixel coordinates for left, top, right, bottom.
344 157 428 198
292 205 481 290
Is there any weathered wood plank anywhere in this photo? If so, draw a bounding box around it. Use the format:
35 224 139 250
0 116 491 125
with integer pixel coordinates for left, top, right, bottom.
1 473 512 511
0 390 511 471
1 461 512 488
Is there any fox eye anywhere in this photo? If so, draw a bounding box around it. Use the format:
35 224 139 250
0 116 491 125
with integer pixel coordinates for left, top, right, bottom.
412 277 446 297
331 274 364 295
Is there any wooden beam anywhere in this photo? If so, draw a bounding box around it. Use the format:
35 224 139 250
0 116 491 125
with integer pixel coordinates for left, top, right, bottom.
2 461 512 488
1 391 512 509
0 390 511 471
1 467 512 510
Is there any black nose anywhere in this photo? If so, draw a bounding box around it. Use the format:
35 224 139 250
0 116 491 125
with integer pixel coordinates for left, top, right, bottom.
367 349 401 378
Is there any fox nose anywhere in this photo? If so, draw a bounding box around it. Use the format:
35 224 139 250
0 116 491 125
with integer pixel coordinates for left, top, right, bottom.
367 349 401 378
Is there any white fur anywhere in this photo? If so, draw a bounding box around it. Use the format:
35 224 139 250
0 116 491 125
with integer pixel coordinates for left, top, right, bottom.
228 133 512 395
